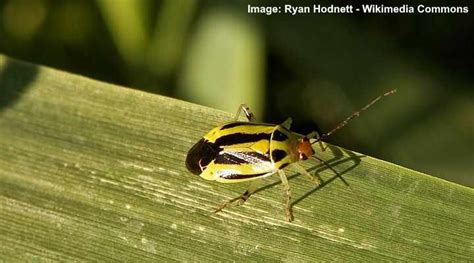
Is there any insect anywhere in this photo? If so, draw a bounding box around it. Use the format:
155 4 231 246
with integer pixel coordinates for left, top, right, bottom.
186 90 396 221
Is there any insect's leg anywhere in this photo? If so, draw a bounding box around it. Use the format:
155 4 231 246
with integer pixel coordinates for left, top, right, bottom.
292 163 321 187
278 170 294 222
307 131 327 152
234 104 255 122
319 142 327 152
281 117 293 129
311 155 350 187
214 180 260 213
320 89 397 139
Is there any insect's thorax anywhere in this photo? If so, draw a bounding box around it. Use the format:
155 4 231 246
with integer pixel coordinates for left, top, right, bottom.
269 125 300 168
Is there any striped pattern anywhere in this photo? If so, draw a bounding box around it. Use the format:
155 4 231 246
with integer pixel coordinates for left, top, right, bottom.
214 151 270 165
220 121 273 130
214 133 271 147
187 121 302 183
220 172 271 180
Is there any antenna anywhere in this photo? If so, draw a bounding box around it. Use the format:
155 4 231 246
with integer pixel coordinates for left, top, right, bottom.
313 89 397 143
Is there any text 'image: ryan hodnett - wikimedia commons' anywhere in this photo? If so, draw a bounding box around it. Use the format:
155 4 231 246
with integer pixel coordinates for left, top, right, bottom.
0 0 472 261
249 3 469 15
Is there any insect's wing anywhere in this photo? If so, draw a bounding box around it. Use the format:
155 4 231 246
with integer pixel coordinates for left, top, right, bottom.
202 148 276 183
215 149 270 166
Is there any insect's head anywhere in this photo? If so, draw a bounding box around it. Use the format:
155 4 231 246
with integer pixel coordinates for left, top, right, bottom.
297 137 315 160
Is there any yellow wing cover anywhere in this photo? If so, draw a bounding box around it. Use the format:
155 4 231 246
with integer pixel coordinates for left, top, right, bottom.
186 121 299 183
202 122 276 183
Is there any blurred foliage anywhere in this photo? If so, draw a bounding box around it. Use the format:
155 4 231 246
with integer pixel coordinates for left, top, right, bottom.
0 0 472 186
179 7 265 115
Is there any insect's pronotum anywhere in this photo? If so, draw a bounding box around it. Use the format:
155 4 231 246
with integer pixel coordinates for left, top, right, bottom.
186 90 396 221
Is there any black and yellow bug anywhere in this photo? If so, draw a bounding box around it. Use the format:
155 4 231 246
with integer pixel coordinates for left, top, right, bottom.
186 90 396 221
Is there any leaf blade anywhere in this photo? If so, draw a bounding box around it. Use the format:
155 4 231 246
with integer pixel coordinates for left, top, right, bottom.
0 55 473 261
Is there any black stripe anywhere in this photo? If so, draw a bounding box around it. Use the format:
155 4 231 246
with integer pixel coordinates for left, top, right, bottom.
223 172 270 180
220 122 273 130
279 163 289 169
271 149 287 163
245 152 271 162
214 151 270 165
214 132 271 147
272 129 288 141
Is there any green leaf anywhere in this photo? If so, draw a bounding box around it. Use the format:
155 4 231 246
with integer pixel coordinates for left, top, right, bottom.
179 7 265 117
0 55 473 261
97 0 149 67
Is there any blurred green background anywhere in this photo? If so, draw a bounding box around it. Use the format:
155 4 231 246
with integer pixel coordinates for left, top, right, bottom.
0 0 472 186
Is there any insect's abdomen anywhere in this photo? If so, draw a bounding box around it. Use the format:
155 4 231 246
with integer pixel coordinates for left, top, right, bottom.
185 138 219 175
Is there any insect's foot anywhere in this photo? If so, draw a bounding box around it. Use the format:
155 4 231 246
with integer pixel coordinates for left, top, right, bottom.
213 196 247 214
313 176 322 187
306 174 322 187
285 207 294 222
318 141 327 152
213 204 226 214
